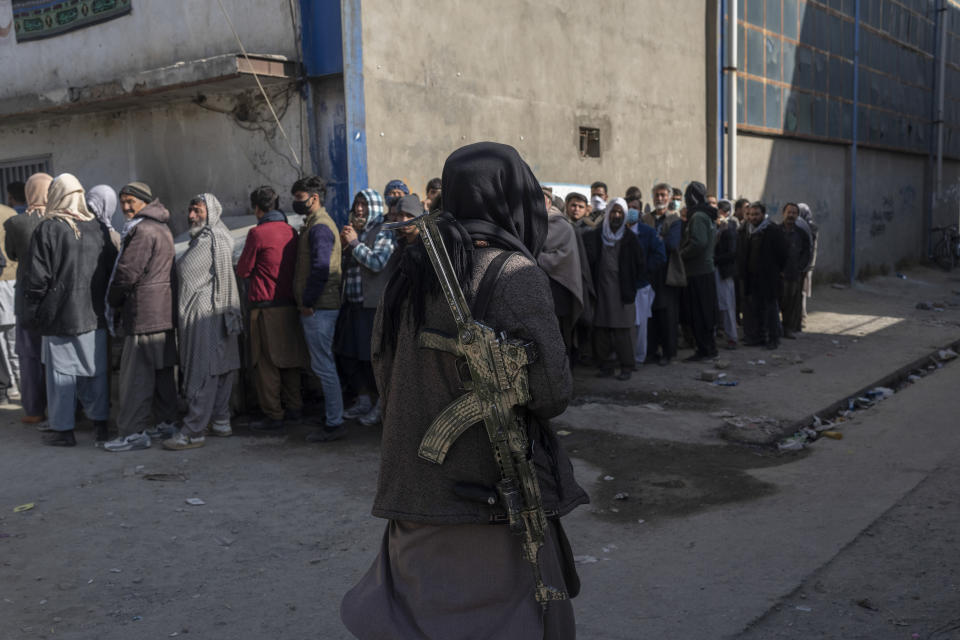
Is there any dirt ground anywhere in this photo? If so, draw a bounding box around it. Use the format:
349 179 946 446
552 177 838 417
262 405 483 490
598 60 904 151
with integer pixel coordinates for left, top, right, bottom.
2 265 960 639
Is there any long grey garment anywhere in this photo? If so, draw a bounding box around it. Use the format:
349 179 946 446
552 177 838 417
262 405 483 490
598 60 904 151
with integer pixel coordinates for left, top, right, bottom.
594 240 634 329
176 193 241 406
341 519 575 640
118 331 177 435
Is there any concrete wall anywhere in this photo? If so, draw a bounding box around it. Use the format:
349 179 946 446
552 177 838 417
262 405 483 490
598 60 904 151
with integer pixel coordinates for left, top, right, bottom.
358 0 711 202
0 0 299 101
737 134 960 280
0 94 304 235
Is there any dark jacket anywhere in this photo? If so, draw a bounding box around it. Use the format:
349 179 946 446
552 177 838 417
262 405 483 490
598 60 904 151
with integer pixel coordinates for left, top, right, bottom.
630 221 666 289
371 248 586 524
680 207 718 277
741 221 788 299
583 226 646 305
781 222 812 281
107 200 176 335
236 215 298 305
23 218 117 336
4 212 44 320
714 219 738 280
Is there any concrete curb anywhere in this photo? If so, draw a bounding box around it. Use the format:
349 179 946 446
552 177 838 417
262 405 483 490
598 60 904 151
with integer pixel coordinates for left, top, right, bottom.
720 337 960 448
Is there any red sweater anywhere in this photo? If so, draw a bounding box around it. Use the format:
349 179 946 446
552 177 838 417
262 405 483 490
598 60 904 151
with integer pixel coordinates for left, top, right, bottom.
236 219 298 304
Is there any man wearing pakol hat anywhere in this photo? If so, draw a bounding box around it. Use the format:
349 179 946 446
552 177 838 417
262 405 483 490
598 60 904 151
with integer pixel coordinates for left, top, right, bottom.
103 181 178 452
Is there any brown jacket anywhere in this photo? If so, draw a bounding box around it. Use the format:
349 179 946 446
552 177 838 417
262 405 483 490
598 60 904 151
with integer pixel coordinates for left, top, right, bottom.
107 200 176 335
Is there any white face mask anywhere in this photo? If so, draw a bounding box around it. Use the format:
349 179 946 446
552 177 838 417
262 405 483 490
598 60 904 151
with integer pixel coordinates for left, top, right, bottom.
591 195 606 211
654 202 667 211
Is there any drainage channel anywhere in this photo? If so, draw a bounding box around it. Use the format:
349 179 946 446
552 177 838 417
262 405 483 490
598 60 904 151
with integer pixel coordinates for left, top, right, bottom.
773 340 960 451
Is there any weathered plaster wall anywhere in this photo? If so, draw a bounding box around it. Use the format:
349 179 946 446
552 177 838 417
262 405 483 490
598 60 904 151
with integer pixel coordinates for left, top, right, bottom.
0 0 299 101
737 134 960 279
359 0 711 201
0 96 304 235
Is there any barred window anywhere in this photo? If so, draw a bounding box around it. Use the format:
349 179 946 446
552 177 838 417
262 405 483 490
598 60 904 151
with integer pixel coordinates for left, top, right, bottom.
1 156 52 207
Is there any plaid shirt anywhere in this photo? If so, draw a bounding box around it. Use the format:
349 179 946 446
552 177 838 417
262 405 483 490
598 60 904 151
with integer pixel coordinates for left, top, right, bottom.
344 226 396 303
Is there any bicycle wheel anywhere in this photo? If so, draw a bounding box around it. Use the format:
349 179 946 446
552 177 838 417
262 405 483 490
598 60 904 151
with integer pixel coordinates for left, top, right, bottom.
934 237 953 270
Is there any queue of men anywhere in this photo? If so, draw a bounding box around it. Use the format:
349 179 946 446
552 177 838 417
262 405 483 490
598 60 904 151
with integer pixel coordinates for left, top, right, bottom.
0 172 432 451
1 171 814 449
560 181 817 380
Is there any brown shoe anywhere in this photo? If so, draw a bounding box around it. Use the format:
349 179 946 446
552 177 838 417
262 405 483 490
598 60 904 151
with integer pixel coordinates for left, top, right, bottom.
21 415 45 424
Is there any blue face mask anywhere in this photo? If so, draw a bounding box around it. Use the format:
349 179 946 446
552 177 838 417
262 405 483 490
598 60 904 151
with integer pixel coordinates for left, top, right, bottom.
626 208 640 225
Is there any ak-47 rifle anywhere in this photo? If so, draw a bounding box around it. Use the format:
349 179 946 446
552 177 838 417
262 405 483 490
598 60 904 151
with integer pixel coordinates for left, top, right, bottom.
382 211 567 609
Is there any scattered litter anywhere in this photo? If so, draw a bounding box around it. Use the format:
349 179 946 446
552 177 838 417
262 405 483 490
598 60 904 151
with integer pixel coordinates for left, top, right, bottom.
831 339 840 345
309 558 323 565
109 568 121 573
938 348 958 361
641 403 665 411
602 475 615 481
134 465 145 473
700 370 719 382
795 605 812 612
800 368 814 374
0 533 10 538
87 578 94 585
185 498 206 506
13 503 35 513
907 374 922 382
895 272 907 279
555 429 571 437
714 360 730 370
132 616 142 622
637 519 645 524
610 507 619 513
144 473 187 482
821 431 843 440
714 380 738 386
216 537 235 547
710 410 736 418
777 435 806 452
574 555 598 564
757 359 766 365
855 598 879 611
916 301 933 310
831 283 848 289
613 492 629 501
170 634 179 638
865 387 894 400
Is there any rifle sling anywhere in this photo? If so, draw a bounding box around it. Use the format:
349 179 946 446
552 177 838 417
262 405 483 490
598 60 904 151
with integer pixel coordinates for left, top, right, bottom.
470 250 517 322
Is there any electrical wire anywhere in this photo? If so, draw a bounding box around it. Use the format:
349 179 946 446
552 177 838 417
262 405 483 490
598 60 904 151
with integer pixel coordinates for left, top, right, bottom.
215 0 301 170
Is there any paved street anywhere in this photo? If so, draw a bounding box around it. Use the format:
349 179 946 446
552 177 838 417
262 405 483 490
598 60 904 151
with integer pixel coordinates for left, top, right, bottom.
2 266 960 640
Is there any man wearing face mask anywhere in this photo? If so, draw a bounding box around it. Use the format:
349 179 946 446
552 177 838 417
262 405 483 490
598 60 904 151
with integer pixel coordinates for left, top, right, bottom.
627 201 666 367
291 176 344 440
588 181 608 226
583 198 645 380
642 182 683 365
336 188 396 430
383 179 409 209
